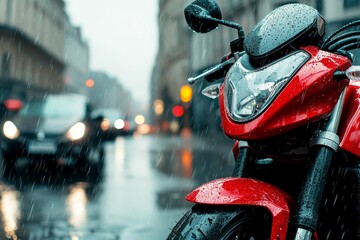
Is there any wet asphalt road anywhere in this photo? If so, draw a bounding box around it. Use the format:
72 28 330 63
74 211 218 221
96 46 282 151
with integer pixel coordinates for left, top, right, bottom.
0 133 235 240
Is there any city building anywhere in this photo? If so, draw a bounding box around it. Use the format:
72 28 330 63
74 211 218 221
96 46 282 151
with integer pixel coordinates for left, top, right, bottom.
0 0 66 101
63 16 90 95
87 71 133 116
150 0 191 130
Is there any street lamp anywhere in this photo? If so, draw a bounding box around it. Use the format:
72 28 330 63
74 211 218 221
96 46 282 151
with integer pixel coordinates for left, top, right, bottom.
135 115 145 125
179 85 192 133
153 99 164 115
180 85 192 103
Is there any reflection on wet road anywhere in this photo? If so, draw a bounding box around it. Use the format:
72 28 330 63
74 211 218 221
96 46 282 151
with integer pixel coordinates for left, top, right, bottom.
0 133 234 239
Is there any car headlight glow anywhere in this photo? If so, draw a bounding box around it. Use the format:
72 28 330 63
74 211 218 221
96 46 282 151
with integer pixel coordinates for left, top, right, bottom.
224 51 309 122
66 122 86 141
3 121 20 139
114 119 125 129
101 118 110 131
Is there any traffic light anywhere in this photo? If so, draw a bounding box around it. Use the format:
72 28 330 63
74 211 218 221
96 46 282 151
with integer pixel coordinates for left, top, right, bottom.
172 105 184 117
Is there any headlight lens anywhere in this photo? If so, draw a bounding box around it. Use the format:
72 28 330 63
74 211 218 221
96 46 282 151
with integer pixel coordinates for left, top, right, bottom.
3 121 20 139
224 51 309 122
66 122 86 140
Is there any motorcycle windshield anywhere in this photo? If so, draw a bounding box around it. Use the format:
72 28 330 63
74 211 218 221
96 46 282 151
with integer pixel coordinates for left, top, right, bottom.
224 51 310 123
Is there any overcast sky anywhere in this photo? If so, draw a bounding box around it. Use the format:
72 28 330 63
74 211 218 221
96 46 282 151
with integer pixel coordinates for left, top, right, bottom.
64 0 159 104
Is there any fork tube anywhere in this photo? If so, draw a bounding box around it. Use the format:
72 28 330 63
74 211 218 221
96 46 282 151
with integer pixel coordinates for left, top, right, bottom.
294 90 346 239
324 88 346 133
294 146 335 239
232 141 255 178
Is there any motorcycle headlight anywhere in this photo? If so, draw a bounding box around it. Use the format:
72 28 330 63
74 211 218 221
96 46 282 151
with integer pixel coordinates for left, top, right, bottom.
3 121 20 139
66 122 86 141
224 51 309 122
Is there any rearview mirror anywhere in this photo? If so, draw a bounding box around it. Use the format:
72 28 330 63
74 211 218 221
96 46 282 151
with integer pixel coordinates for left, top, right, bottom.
184 0 222 33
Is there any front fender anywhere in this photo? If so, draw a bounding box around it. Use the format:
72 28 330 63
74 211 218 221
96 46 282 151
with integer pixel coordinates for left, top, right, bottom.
186 177 294 240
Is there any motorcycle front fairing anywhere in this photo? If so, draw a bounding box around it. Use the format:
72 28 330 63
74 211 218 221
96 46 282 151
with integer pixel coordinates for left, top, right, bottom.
220 46 350 140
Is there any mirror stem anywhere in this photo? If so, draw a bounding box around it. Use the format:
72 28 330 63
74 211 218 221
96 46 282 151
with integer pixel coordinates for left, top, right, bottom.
205 16 245 38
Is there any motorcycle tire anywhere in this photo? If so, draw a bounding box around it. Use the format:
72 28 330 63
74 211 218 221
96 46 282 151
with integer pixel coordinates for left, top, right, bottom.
167 204 272 240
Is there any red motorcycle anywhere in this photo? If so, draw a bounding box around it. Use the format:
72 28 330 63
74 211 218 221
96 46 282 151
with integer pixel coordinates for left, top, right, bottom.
167 1 360 239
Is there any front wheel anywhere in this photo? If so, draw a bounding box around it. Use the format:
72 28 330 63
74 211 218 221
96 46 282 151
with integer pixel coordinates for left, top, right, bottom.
167 204 272 240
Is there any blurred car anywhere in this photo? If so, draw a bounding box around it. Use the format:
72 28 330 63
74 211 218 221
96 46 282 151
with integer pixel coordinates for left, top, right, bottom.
0 93 105 172
93 108 134 140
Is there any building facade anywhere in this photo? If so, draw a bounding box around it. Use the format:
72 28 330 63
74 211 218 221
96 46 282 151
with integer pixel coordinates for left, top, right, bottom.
150 0 191 129
87 71 133 116
0 0 66 101
63 16 90 95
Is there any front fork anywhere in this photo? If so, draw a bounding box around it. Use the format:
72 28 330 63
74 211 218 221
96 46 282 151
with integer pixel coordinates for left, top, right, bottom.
293 89 346 239
233 89 347 240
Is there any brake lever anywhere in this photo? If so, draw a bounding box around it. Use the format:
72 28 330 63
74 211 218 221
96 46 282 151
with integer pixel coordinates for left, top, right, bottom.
187 58 235 85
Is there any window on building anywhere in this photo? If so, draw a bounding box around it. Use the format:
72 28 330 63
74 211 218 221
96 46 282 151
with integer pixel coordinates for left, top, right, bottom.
1 53 10 77
344 0 360 8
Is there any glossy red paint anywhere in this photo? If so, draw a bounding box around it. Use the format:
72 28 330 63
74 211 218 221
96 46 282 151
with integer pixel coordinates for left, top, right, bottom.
232 141 239 159
186 177 294 240
219 46 351 140
339 81 360 157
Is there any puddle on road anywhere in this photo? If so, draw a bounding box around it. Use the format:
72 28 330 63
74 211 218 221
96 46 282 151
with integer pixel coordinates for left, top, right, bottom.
156 188 194 209
152 148 233 184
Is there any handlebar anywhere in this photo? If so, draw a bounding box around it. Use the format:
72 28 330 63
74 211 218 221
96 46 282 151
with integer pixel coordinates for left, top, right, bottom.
187 38 244 85
187 57 235 85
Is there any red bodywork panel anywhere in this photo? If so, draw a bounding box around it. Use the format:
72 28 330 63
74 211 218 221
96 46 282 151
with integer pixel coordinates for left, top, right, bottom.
186 178 294 240
339 81 360 157
220 46 351 140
